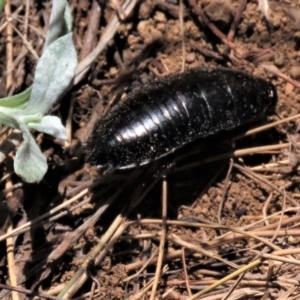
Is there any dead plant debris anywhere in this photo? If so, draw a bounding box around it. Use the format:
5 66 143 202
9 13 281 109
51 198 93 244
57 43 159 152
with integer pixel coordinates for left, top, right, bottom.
1 0 300 299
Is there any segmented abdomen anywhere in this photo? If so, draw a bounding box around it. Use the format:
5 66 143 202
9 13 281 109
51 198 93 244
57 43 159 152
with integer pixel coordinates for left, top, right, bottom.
87 68 277 170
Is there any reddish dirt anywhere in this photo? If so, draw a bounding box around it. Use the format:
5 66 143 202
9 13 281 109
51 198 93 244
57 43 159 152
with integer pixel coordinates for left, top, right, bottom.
1 0 300 299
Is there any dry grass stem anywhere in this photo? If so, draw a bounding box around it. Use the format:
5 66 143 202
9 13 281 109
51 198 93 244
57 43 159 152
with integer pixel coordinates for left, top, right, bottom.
227 0 247 41
0 188 89 242
233 163 298 206
124 248 159 283
1 1 300 299
150 178 167 300
179 0 186 72
182 247 192 297
234 113 300 141
0 283 63 300
186 260 262 300
5 0 13 91
75 0 138 84
218 159 233 226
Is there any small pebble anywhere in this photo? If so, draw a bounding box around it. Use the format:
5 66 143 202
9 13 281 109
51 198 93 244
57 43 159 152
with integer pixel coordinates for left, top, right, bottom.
185 52 196 63
138 0 153 19
274 53 285 67
235 207 247 217
289 66 300 79
260 31 269 43
285 82 294 95
154 11 167 23
156 23 166 31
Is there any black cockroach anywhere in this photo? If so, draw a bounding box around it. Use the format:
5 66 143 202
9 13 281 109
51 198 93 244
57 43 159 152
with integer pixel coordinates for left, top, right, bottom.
87 68 277 171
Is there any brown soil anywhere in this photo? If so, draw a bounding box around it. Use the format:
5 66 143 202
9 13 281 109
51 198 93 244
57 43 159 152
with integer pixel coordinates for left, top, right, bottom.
1 0 300 299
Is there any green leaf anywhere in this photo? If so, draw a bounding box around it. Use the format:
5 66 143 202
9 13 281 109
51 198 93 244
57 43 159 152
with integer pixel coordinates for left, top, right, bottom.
44 0 72 50
64 4 73 33
14 123 47 183
25 33 77 115
0 112 47 183
0 87 31 108
0 111 20 129
0 0 77 183
0 0 5 13
27 115 67 140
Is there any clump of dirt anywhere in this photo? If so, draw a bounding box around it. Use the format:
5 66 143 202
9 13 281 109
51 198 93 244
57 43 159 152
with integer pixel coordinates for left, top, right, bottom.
204 0 234 28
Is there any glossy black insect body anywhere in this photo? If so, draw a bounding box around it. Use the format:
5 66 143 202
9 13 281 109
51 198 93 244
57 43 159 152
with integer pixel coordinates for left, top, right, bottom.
87 68 277 170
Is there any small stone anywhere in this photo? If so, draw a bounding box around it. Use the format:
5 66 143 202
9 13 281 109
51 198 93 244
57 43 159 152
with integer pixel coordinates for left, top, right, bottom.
156 23 166 31
290 66 300 79
154 11 167 23
185 52 196 63
138 0 154 19
260 31 269 43
285 83 294 95
274 53 285 67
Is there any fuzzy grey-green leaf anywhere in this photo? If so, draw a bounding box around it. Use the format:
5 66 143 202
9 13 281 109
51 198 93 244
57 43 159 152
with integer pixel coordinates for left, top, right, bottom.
28 116 67 140
25 33 77 115
44 0 72 50
14 123 47 183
